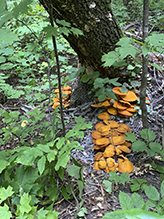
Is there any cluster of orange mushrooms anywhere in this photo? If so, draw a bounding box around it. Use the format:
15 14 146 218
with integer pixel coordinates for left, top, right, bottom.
51 86 71 110
91 87 139 117
91 87 150 173
92 111 134 173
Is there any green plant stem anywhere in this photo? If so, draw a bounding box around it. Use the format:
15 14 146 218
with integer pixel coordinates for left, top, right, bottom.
49 2 66 137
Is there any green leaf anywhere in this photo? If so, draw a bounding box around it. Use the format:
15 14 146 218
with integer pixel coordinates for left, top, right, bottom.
70 27 83 36
119 191 134 210
0 56 6 63
140 129 156 142
77 207 88 217
0 29 18 43
106 89 117 99
150 63 163 72
0 159 9 174
144 185 160 201
161 181 164 198
151 161 164 173
127 64 135 70
98 93 106 102
12 0 33 18
66 165 81 179
141 45 150 57
56 19 71 27
77 180 84 199
102 51 119 67
109 172 130 185
149 142 162 153
61 186 70 200
0 204 12 219
103 180 113 194
131 193 145 208
42 25 58 38
92 71 100 79
47 151 57 162
57 168 64 180
132 141 147 152
80 74 90 83
55 153 70 171
125 132 137 142
56 137 65 149
19 193 32 214
38 156 46 175
0 186 14 204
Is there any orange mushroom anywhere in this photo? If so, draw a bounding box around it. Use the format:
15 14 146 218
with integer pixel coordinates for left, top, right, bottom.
98 112 111 120
118 110 133 117
91 131 102 139
112 87 127 96
111 135 126 146
96 138 110 146
118 156 134 173
121 91 137 102
107 107 118 115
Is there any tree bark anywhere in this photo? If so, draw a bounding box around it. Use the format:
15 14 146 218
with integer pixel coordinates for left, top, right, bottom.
39 0 123 105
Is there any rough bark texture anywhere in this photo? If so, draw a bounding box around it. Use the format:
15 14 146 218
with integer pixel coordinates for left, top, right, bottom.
39 0 123 105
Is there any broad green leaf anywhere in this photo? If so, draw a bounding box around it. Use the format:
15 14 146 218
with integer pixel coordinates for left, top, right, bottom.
0 12 13 28
0 204 12 219
141 45 150 57
127 64 135 70
12 0 33 18
92 71 100 79
161 181 164 198
0 186 14 204
149 142 162 153
77 207 88 217
119 191 134 209
131 192 145 208
9 111 20 121
19 193 32 214
37 144 51 153
71 27 83 36
125 132 137 142
103 180 113 194
144 185 160 201
57 168 64 180
109 172 130 185
103 208 164 219
0 56 6 63
46 210 59 219
38 156 46 175
106 89 117 99
132 141 147 152
0 159 9 174
66 165 81 179
56 137 65 149
98 93 106 102
56 19 71 27
47 151 59 163
61 186 70 200
159 197 164 207
80 74 90 83
55 153 70 171
140 129 156 142
42 25 58 38
102 51 119 67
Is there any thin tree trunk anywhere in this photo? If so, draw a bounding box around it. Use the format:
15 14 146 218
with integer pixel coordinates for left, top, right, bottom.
140 0 149 128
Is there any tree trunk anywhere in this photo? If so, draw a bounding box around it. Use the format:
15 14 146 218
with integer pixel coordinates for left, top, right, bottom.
39 0 123 105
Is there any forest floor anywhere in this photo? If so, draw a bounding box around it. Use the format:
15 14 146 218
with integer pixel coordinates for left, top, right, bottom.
0 49 164 219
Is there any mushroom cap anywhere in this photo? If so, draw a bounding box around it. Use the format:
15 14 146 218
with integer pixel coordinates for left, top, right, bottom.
117 145 131 153
126 107 138 113
91 102 104 108
91 131 102 139
111 135 126 146
117 123 131 133
113 100 127 110
112 87 127 96
108 120 119 129
118 157 134 173
98 112 111 120
52 102 60 109
119 99 132 107
122 91 137 102
95 123 106 131
93 161 102 171
96 138 110 146
94 152 103 161
107 107 118 115
62 85 71 91
118 110 133 116
98 160 107 169
101 100 111 107
64 100 71 108
104 147 115 158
